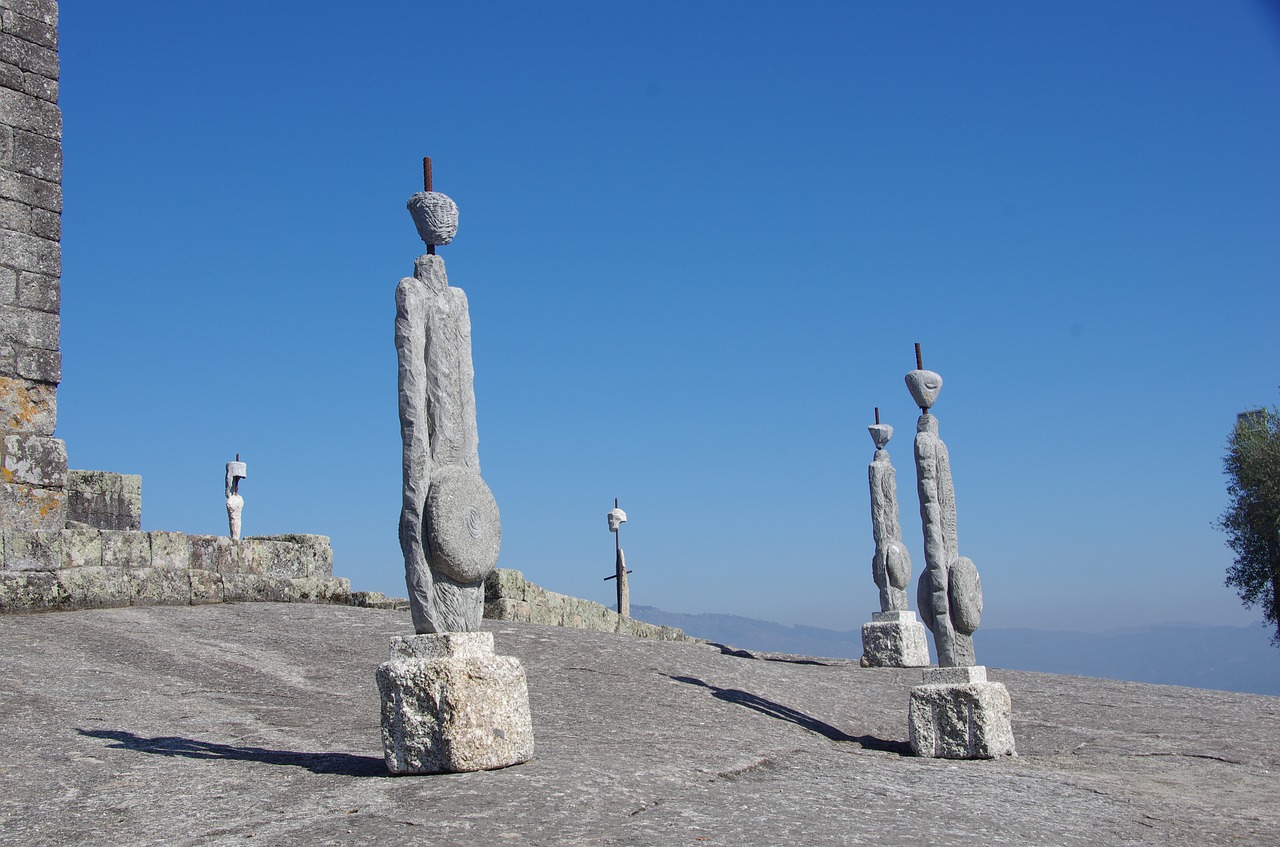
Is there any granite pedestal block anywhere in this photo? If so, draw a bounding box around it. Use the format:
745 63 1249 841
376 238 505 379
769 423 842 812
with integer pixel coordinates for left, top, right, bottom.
908 665 1015 759
860 610 929 667
376 631 534 775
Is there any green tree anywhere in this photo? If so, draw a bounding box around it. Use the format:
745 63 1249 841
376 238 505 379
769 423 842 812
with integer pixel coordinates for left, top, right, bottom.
1218 407 1280 645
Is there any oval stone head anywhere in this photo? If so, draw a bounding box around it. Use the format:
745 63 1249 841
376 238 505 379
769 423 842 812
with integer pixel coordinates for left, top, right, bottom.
868 423 894 450
905 369 943 410
407 191 459 246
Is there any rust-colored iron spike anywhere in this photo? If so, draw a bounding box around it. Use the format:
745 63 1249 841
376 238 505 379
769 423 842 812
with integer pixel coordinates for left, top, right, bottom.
235 452 239 462
614 497 619 508
914 342 923 371
424 156 436 255
874 407 879 425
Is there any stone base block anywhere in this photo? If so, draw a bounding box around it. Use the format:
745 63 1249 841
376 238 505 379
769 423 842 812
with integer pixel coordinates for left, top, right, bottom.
376 631 534 775
861 610 930 667
908 666 1015 759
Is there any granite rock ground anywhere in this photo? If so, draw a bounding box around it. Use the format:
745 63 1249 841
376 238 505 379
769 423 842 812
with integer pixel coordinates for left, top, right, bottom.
0 603 1276 846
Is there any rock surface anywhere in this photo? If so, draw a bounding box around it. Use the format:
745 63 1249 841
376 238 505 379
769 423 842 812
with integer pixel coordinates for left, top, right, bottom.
0 603 1276 846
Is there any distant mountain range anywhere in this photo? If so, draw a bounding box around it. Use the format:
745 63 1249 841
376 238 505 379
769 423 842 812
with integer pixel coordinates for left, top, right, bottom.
630 605 1280 697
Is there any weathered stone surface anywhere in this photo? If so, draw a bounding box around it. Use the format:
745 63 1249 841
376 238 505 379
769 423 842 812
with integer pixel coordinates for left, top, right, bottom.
57 526 100 567
100 529 150 569
221 573 295 603
860 610 929 668
147 530 190 571
187 568 224 605
909 673 1015 759
925 665 988 685
65 469 141 530
914 411 980 667
56 564 128 609
2 525 57 569
3 605 1275 846
396 252 495 634
406 190 458 246
245 534 333 578
483 568 695 643
0 431 63 486
425 463 500 584
188 533 234 574
868 443 910 612
376 630 533 774
12 343 57 382
0 478 61 527
949 555 983 634
125 566 190 606
0 567 62 609
0 374 55 434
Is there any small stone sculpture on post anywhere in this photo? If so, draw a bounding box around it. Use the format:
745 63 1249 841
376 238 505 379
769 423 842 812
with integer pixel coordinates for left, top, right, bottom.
904 343 1013 759
604 499 632 617
225 455 246 541
378 156 533 775
859 409 928 667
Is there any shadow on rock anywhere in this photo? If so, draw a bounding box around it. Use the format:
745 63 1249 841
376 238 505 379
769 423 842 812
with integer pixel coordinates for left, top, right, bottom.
78 729 387 777
666 675 911 754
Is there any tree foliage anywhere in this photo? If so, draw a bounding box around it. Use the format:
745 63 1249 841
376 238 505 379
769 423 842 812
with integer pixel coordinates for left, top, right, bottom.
1218 407 1280 645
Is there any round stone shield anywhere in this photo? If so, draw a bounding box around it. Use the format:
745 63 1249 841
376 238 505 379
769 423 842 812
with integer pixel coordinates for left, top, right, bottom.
425 464 501 584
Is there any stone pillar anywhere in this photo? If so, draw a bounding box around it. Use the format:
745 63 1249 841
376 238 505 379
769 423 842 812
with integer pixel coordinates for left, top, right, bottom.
376 632 533 774
908 666 1014 759
0 1 67 531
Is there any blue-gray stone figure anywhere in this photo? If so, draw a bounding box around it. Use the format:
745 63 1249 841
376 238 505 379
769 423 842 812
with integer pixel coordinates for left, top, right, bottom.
396 158 501 634
907 348 983 667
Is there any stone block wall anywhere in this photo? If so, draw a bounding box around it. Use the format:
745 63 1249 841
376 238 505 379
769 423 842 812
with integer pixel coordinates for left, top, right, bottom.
0 0 64 532
0 528 350 612
66 469 141 530
484 568 695 642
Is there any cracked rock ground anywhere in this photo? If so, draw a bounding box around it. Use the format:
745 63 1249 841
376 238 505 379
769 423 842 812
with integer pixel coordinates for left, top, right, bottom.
1 603 1276 846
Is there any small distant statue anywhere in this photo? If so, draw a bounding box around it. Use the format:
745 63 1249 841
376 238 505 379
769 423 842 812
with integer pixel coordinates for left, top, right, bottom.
225 455 246 541
867 412 912 612
605 500 631 617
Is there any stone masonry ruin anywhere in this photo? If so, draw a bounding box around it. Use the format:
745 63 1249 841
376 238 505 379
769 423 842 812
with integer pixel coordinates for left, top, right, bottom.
0 0 348 613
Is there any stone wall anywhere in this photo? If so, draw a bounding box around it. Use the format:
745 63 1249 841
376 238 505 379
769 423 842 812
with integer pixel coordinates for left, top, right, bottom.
66 469 141 530
484 568 695 642
0 0 65 532
0 528 350 612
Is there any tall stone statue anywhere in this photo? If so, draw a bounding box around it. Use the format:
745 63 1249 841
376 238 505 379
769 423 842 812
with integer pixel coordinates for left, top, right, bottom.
379 157 532 775
396 159 501 634
903 345 1012 759
225 456 246 541
906 350 982 668
859 409 928 668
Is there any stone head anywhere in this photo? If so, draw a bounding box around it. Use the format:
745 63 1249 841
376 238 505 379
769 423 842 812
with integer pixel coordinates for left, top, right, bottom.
607 507 627 533
868 423 894 450
407 191 459 247
905 369 943 411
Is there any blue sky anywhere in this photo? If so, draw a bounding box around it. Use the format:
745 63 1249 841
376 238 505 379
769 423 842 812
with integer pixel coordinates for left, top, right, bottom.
56 2 1280 640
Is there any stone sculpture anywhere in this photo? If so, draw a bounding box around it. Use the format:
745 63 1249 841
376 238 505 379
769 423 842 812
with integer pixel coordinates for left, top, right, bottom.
382 157 532 775
903 345 1013 759
605 500 631 617
859 410 928 667
396 159 501 635
225 456 246 541
906 357 982 667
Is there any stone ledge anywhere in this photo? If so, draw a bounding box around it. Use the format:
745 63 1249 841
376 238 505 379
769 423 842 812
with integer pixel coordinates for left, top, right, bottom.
483 568 694 643
0 567 351 613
